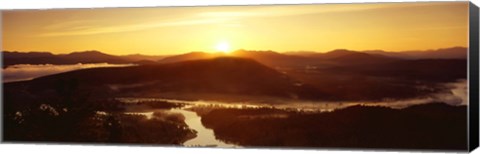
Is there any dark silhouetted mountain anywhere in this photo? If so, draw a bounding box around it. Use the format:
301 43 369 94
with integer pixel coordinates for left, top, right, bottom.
8 57 328 101
285 47 467 60
161 49 398 67
2 50 161 67
132 60 160 65
159 52 225 63
319 49 359 59
4 47 465 68
363 50 411 59
59 50 128 64
283 51 318 56
120 54 167 61
3 51 55 58
326 58 467 82
285 49 399 65
281 57 466 101
159 50 313 67
3 51 64 67
364 47 467 59
328 50 399 64
370 59 467 81
285 49 385 59
230 50 312 67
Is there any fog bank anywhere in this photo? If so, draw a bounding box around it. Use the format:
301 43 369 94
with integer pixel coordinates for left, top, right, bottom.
2 63 134 83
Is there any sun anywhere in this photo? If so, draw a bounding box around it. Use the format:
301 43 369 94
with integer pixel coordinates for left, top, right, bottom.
215 41 231 53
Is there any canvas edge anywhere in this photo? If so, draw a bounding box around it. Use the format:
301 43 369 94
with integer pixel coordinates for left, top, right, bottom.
0 10 4 143
468 1 480 152
0 1 476 153
0 1 469 12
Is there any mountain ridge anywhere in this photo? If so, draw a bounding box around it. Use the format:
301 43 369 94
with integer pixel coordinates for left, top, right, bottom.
3 46 467 68
6 57 328 101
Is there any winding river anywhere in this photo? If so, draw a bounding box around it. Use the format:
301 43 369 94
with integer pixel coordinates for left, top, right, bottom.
116 79 467 147
171 108 238 147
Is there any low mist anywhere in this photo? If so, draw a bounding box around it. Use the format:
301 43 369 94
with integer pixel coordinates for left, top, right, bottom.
2 63 134 83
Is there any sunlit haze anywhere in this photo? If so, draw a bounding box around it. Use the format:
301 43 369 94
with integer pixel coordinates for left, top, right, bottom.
2 2 468 55
215 41 231 53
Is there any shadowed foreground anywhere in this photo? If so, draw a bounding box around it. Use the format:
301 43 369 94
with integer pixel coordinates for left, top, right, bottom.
200 103 467 150
3 99 196 145
2 57 468 150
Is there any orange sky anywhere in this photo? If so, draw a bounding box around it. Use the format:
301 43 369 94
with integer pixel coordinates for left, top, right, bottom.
1 2 469 55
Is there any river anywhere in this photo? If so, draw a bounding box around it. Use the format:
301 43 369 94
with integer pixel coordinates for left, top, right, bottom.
171 108 238 147
111 79 468 147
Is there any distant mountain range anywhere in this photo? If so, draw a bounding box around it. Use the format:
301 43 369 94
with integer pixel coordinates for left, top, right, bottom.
157 47 466 68
2 50 167 68
285 47 467 59
2 47 467 68
159 50 311 67
4 52 467 101
158 49 400 68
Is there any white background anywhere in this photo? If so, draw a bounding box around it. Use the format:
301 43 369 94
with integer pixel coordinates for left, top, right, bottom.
0 0 479 154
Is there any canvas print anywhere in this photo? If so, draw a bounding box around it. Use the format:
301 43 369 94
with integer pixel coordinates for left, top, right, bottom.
1 1 472 151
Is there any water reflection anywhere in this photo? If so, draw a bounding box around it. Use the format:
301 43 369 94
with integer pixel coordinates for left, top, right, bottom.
117 106 239 147
171 108 238 147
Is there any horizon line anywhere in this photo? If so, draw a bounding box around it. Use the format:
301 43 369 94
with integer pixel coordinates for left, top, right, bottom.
1 46 468 56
